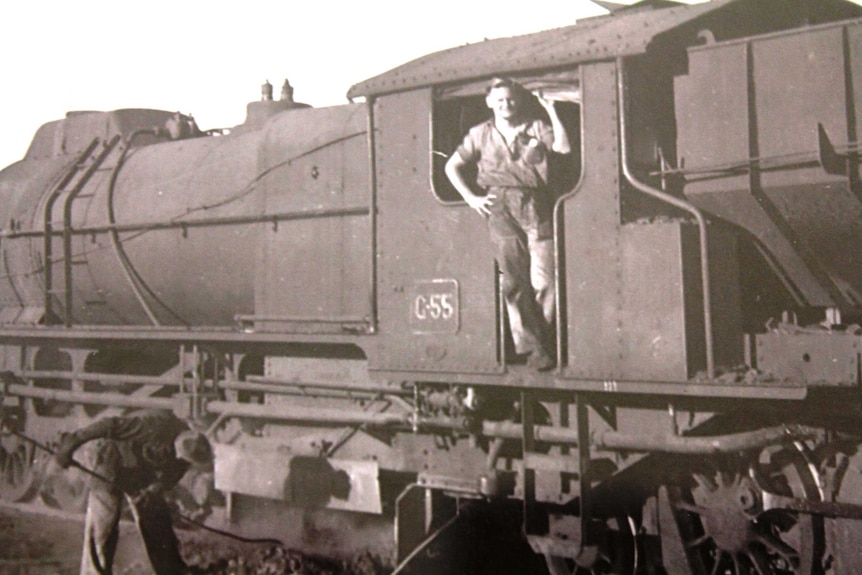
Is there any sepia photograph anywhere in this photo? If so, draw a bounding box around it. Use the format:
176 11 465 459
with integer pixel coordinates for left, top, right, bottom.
2 1 862 573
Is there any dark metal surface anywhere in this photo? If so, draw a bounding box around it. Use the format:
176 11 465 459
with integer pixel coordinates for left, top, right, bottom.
559 60 741 382
256 104 374 334
618 60 716 379
561 60 624 379
678 19 862 308
0 105 375 332
756 329 862 385
371 89 500 373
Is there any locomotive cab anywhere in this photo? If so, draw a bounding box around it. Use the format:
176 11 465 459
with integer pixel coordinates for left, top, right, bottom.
366 54 739 381
358 0 862 384
363 75 583 376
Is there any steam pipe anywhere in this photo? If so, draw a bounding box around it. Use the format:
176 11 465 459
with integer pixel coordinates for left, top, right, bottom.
19 369 186 387
616 58 715 378
205 399 407 426
481 421 822 454
593 424 822 454
367 98 379 333
7 375 814 456
221 380 398 401
106 129 162 326
244 375 412 395
4 383 176 410
2 206 371 239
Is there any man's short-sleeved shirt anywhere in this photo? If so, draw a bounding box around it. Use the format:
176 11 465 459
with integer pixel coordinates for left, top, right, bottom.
456 118 554 189
85 410 190 492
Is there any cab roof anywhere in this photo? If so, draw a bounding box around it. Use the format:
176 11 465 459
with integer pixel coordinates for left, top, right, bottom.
347 0 862 99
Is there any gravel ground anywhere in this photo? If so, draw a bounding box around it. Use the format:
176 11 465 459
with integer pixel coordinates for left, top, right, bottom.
0 499 546 575
0 504 388 575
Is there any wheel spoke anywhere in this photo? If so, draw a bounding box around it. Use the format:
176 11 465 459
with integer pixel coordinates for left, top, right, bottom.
4 451 21 484
687 533 713 549
748 548 773 575
0 441 40 502
541 515 637 575
664 442 822 575
694 472 718 491
754 531 798 568
2 460 11 484
544 554 572 575
709 553 724 575
12 454 23 482
675 500 708 515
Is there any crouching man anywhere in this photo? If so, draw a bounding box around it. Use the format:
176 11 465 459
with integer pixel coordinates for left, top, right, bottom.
55 410 212 575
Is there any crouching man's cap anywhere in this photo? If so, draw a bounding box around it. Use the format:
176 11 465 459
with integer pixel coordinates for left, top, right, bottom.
174 431 213 467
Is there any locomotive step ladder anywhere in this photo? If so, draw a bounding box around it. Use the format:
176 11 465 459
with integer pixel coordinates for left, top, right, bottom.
522 391 599 574
43 135 121 326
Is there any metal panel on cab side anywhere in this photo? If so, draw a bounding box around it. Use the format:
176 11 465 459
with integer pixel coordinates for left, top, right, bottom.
619 224 692 381
572 220 740 382
564 61 626 380
373 89 499 373
565 62 743 381
674 41 749 182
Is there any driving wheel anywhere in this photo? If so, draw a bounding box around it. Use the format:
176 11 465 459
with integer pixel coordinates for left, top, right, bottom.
0 434 41 502
668 445 822 574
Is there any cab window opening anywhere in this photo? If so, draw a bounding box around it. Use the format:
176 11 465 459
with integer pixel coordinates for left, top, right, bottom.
430 74 582 204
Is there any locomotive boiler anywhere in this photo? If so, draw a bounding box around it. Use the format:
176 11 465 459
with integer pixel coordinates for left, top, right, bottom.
4 0 862 573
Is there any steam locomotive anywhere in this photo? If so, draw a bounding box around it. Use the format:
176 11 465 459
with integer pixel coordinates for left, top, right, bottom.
3 0 862 573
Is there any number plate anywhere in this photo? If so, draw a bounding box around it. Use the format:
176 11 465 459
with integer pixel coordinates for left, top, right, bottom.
410 279 459 334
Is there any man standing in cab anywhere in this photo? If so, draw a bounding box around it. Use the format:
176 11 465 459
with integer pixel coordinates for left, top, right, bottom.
445 77 571 371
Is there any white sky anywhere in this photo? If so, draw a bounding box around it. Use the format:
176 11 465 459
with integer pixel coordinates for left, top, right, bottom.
0 0 712 167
